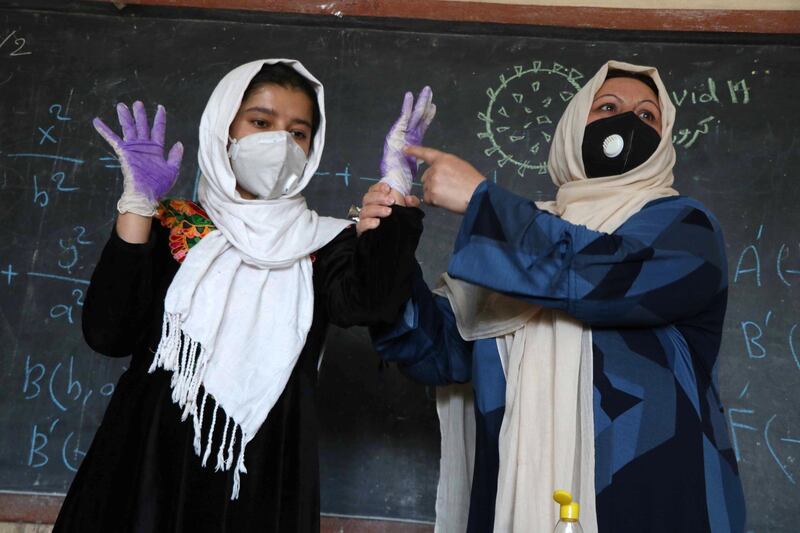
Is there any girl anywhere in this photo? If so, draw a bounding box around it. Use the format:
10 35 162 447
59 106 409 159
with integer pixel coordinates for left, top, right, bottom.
55 59 427 532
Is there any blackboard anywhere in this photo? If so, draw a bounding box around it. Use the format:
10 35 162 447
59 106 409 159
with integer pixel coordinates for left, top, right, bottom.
0 1 798 529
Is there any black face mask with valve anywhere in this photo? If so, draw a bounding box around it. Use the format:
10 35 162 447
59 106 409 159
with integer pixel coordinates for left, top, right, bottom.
581 111 661 178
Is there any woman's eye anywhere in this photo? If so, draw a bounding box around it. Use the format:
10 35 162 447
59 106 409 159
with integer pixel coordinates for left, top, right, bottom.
599 103 615 112
639 110 655 121
291 130 307 140
252 119 268 128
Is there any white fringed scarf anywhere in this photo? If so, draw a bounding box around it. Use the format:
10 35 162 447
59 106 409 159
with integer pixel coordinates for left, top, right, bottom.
433 60 679 532
149 59 350 499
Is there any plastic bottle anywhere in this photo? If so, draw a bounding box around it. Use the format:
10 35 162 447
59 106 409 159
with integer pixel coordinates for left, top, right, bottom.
553 490 584 533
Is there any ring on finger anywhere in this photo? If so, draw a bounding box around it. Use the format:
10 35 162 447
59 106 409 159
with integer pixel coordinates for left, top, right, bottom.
347 204 361 222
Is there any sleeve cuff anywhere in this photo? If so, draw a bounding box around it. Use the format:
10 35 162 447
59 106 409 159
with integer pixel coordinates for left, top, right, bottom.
465 179 490 212
387 204 425 234
108 223 158 256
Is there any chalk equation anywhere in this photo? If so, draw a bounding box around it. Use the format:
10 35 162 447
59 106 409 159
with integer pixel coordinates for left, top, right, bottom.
2 92 110 325
3 247 94 326
722 214 800 526
23 354 118 473
738 308 798 369
9 91 83 210
734 224 800 289
733 225 798 369
728 383 800 486
3 91 127 480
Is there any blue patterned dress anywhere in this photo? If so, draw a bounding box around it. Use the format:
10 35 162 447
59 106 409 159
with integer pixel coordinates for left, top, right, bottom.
373 181 746 533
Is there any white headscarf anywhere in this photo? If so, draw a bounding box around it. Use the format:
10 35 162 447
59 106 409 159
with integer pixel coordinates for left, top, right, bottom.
434 60 678 532
149 59 350 499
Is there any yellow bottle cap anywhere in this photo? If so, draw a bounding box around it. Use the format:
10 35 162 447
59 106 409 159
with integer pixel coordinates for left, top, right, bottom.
553 490 580 522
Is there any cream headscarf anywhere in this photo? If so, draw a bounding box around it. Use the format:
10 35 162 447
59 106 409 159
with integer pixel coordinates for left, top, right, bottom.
434 60 678 532
149 59 350 499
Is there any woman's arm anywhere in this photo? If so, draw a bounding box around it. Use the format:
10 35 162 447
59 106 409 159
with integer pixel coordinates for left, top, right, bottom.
115 212 152 244
82 223 158 356
319 205 423 327
448 181 726 328
84 100 183 355
371 264 473 386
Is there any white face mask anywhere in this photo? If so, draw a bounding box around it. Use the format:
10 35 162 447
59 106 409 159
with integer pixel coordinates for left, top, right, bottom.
228 130 308 200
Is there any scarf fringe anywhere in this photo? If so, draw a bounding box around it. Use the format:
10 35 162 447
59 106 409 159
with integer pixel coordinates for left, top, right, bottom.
150 312 252 500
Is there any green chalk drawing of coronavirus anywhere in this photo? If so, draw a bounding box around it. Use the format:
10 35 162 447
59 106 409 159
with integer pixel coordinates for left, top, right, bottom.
477 61 585 177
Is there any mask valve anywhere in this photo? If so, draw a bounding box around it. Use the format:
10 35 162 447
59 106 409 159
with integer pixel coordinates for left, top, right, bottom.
603 134 624 158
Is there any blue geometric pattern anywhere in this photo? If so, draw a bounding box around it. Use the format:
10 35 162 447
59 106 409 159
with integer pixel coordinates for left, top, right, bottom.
373 181 745 533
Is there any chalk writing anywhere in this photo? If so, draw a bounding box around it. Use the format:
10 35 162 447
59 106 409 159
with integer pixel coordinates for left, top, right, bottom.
313 164 425 189
734 225 764 287
669 77 754 151
733 225 800 289
38 126 57 145
27 272 90 285
57 226 93 274
672 116 717 149
99 155 121 169
741 310 773 359
1 264 18 285
765 414 796 485
728 79 752 105
728 406 756 463
671 77 751 107
19 91 82 214
336 164 351 187
728 387 799 485
22 354 117 473
8 84 122 478
475 65 755 167
52 172 79 193
0 29 32 57
8 153 84 164
49 103 72 122
49 289 84 325
32 175 48 207
735 307 798 374
32 172 79 208
777 243 800 287
27 422 87 473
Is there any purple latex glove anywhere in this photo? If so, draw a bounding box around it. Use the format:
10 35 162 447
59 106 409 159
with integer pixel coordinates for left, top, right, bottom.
93 101 183 216
379 86 436 196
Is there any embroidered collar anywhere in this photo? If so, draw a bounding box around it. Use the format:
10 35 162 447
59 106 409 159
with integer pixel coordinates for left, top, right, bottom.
156 199 216 263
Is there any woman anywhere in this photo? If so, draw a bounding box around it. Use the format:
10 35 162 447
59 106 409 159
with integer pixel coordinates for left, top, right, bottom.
54 59 427 532
369 61 746 532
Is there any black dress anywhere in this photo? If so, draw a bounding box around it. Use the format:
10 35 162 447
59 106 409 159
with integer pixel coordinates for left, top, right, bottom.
54 203 423 533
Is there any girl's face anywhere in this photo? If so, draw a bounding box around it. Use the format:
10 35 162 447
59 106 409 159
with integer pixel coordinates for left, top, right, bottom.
228 83 315 199
229 83 315 155
586 77 662 135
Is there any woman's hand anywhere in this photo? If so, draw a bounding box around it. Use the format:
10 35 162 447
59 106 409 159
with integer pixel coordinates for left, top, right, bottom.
356 182 420 236
94 101 183 217
379 87 436 197
404 145 485 215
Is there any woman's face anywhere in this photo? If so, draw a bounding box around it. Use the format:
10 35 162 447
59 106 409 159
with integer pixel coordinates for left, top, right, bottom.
229 83 315 155
228 83 315 199
586 77 662 135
